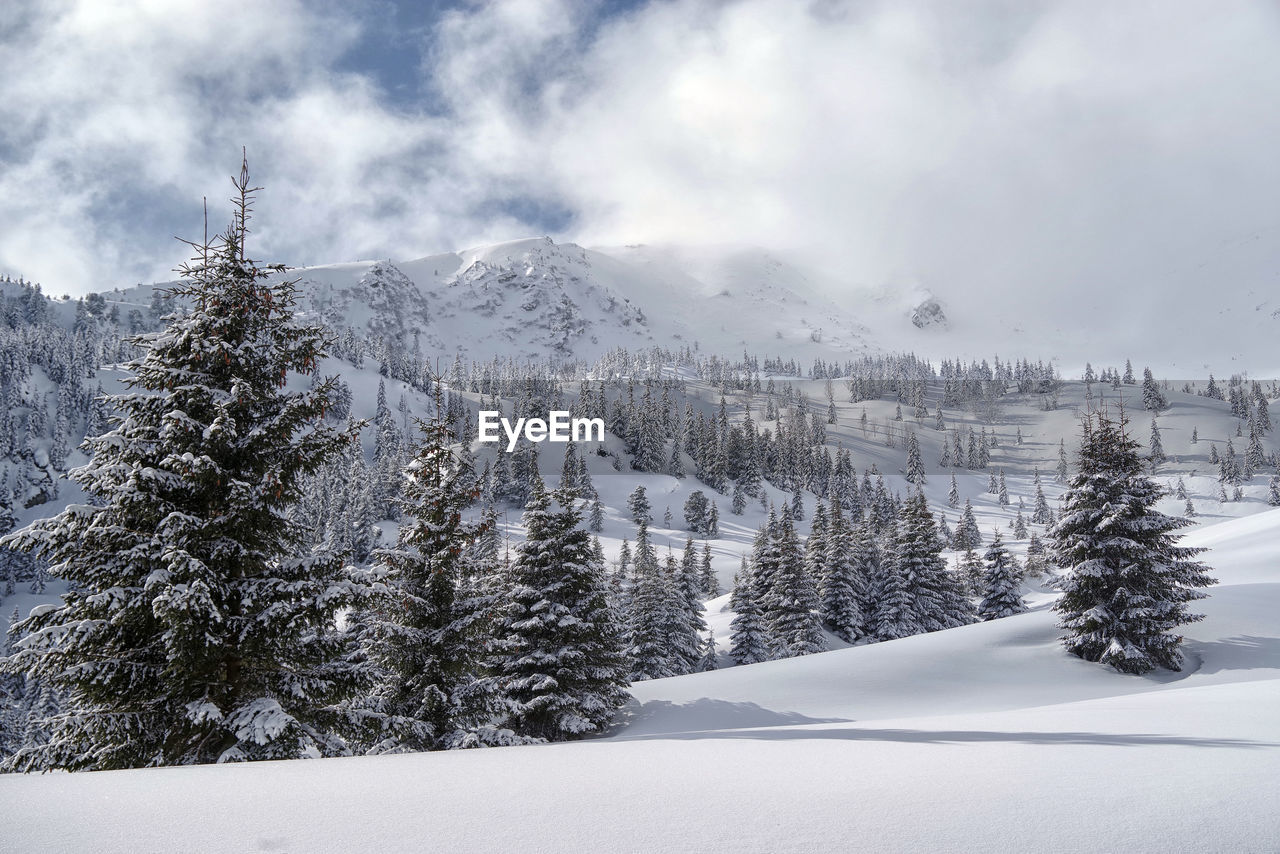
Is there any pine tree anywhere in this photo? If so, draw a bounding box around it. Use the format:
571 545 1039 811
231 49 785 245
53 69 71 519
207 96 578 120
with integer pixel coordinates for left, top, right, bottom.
1051 411 1214 674
618 539 632 579
958 548 983 597
698 632 719 671
1012 510 1028 539
626 551 700 680
728 564 772 665
1149 418 1166 471
627 485 652 525
1 607 26 755
978 530 1026 620
818 504 872 643
559 441 580 492
953 499 982 551
905 431 926 486
667 428 686 478
699 542 718 596
664 552 706 672
490 484 630 738
948 473 960 509
763 512 825 657
1141 367 1168 411
882 492 971 637
0 164 366 770
683 490 710 534
871 521 917 641
355 391 514 753
1032 470 1052 525
1025 532 1048 577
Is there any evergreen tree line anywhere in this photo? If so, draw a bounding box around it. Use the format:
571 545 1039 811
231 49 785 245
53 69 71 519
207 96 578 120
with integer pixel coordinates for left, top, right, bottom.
0 173 629 770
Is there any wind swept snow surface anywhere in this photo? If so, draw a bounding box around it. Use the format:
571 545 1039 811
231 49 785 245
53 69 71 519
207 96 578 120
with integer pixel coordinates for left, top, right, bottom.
3 509 1278 852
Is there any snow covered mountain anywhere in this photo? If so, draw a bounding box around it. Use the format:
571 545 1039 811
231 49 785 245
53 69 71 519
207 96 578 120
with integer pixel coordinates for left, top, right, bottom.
278 237 877 364
88 232 1280 376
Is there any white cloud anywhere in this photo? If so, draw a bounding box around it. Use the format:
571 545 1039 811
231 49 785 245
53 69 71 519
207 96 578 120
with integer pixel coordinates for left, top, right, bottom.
2 0 1278 368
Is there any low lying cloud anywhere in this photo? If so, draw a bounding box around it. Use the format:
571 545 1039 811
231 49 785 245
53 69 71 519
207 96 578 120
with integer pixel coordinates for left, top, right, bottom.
2 0 1277 366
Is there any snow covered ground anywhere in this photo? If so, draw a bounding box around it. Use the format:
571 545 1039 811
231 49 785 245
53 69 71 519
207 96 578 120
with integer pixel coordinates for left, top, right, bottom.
3 505 1276 853
3 278 1277 851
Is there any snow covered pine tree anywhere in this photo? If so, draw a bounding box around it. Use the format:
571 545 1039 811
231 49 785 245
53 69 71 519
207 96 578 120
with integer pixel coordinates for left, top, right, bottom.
0 158 367 770
353 383 520 753
1051 410 1214 674
489 482 630 740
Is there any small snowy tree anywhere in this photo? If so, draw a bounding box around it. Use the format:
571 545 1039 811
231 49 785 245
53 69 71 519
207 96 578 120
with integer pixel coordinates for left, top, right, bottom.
627 485 652 525
978 530 1026 620
1148 418 1166 471
1051 411 1214 674
905 432 926 486
683 490 710 534
728 564 772 665
953 499 982 551
698 542 718 596
490 484 630 739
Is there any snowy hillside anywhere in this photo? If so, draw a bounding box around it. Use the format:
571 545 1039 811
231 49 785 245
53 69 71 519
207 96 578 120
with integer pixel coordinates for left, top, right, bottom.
4 505 1276 853
82 232 1280 375
3 268 1278 852
90 238 878 364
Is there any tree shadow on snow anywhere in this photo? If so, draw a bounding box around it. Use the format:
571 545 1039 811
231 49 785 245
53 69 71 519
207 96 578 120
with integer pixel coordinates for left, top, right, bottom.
1183 635 1280 677
608 698 850 738
615 721 1276 750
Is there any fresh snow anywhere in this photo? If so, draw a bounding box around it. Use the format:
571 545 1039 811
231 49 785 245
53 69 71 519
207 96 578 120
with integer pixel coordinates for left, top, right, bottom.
3 504 1277 852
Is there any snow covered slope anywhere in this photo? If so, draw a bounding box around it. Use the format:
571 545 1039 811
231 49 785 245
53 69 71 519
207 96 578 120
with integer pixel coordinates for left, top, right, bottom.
88 233 1280 375
107 237 881 364
4 508 1276 853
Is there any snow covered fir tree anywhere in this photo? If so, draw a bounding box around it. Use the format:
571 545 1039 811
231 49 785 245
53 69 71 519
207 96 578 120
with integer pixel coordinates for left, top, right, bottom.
0 163 366 769
1050 409 1215 674
488 481 630 741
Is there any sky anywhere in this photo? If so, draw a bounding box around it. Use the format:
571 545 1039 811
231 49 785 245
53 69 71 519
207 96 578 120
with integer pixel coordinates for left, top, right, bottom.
1 0 1278 342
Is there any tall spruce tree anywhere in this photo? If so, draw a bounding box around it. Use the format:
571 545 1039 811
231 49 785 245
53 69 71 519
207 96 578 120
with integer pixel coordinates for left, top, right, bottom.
905 431 926 486
728 562 773 665
354 388 515 753
0 163 367 770
699 542 719 596
817 502 871 643
1051 411 1214 674
761 510 824 657
489 483 630 738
